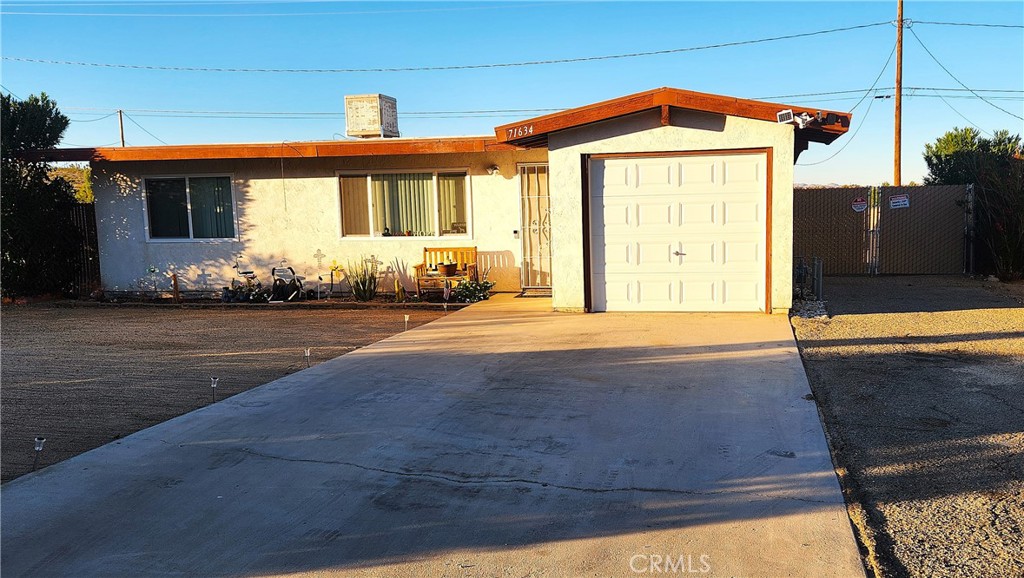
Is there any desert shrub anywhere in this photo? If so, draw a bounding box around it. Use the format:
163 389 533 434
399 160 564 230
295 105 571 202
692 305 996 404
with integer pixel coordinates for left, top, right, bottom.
450 279 496 303
346 258 379 301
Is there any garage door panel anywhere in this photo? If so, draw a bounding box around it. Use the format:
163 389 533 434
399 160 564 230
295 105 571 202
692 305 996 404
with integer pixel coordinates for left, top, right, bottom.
722 279 761 308
636 278 675 306
680 202 716 226
678 242 716 267
597 201 633 231
591 237 631 270
636 201 677 228
722 241 760 265
680 280 716 307
601 163 631 189
722 200 762 226
592 275 629 309
722 157 762 186
591 153 767 312
636 241 677 268
636 162 674 187
679 159 716 186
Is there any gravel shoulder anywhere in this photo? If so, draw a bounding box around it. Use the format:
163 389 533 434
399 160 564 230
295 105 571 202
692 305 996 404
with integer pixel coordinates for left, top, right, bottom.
1 305 443 482
792 276 1024 578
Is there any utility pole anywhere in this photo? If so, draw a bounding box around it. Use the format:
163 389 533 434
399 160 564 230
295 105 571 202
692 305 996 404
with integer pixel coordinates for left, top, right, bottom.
117 109 125 147
894 0 904 186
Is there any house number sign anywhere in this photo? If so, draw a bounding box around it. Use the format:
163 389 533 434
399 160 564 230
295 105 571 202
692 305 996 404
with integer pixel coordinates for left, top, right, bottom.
506 124 535 139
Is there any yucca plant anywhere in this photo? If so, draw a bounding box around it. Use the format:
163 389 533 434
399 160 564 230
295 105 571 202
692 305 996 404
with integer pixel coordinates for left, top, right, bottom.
346 258 379 301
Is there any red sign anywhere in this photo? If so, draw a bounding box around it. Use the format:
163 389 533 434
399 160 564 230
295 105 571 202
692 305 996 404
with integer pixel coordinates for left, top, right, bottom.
851 197 868 213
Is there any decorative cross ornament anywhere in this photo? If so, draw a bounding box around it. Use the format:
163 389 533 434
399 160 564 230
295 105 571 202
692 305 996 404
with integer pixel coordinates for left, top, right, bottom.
313 249 326 269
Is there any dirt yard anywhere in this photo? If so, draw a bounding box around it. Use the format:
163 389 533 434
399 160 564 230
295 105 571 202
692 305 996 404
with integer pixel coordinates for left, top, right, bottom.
1 304 444 483
792 276 1024 578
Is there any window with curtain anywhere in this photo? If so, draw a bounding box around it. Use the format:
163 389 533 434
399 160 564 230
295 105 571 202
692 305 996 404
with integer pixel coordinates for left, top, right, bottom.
146 178 189 238
340 175 370 236
438 173 467 235
338 171 468 237
145 176 235 240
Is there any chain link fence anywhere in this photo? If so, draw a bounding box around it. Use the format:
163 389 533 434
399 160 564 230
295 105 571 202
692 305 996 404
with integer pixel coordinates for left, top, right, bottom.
794 185 972 277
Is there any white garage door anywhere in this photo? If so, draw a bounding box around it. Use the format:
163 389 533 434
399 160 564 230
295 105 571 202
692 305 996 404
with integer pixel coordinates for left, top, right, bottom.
590 153 768 312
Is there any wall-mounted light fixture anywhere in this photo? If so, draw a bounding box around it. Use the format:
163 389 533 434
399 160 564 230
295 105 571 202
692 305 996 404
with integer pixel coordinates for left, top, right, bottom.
487 165 501 176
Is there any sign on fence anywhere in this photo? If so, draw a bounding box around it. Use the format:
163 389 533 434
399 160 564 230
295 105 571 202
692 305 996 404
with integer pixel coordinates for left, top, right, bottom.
888 194 910 209
794 185 970 275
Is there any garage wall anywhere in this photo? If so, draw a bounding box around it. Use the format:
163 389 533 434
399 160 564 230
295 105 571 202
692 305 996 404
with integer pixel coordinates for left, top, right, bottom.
91 149 547 294
546 109 795 312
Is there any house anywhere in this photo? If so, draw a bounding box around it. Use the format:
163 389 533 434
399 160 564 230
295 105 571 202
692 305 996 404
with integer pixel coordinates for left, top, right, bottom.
45 87 850 312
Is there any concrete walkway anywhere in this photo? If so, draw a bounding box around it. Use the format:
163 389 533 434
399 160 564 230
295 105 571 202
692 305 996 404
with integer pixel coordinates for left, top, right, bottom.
1 295 864 577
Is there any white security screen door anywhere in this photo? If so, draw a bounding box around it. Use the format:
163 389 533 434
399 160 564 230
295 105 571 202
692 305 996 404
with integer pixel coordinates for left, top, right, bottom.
520 164 552 289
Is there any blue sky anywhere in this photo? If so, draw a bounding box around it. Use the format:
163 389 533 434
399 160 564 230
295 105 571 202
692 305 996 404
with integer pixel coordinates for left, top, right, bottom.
2 0 1021 184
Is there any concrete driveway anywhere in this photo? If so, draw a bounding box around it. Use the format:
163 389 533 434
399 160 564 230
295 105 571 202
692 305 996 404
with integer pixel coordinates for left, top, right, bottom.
1 296 863 577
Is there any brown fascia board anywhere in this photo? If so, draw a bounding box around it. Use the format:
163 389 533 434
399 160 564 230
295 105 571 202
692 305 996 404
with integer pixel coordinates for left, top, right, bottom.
494 87 852 146
25 137 523 163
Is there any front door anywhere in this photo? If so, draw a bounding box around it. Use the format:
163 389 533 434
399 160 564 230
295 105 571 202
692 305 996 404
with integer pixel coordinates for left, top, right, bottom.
519 164 552 290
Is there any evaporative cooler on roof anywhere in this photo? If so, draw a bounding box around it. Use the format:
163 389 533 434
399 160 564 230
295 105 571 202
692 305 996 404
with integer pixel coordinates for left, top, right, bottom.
344 94 399 138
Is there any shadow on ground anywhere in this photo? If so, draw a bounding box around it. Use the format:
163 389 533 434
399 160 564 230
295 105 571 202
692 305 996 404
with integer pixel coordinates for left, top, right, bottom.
3 305 864 577
795 276 1024 578
823 275 1019 314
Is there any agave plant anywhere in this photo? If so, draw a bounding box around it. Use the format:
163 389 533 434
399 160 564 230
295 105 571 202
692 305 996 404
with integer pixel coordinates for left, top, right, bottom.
346 258 379 301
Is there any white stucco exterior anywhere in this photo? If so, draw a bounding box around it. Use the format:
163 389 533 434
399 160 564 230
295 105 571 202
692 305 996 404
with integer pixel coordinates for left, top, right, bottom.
89 105 804 312
546 109 795 312
91 149 546 295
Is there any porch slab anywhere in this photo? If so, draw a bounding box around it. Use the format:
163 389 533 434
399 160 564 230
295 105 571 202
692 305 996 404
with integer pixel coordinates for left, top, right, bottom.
1 295 863 577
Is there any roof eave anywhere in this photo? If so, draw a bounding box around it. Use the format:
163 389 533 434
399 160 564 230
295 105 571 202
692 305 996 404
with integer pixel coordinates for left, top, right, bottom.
494 87 852 147
25 137 523 163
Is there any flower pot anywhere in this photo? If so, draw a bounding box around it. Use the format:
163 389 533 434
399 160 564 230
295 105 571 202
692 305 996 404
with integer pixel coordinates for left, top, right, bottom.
439 263 458 276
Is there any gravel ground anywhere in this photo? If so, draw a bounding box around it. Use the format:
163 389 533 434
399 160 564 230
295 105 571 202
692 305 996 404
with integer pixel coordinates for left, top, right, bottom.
1 304 443 483
792 276 1024 578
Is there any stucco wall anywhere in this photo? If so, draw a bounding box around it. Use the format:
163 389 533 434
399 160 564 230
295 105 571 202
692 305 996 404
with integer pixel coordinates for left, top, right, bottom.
91 149 547 295
546 109 795 312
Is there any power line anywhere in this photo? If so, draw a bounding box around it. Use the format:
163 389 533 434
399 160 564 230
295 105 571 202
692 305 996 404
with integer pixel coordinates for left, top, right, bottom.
797 94 880 167
5 0 394 4
913 20 1024 29
0 84 23 99
67 111 119 123
121 113 168 144
1 21 891 73
796 41 896 167
929 89 992 137
755 86 1023 99
58 87 1022 121
848 42 897 113
0 2 553 17
908 27 1024 121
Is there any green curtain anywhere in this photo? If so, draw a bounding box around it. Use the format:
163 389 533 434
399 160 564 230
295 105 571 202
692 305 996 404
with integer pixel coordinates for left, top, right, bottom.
190 176 234 238
371 173 432 236
146 178 189 238
437 174 467 235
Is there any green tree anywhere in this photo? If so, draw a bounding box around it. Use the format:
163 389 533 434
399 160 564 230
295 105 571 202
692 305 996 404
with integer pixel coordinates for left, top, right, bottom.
923 127 1024 280
1 93 82 296
50 165 93 203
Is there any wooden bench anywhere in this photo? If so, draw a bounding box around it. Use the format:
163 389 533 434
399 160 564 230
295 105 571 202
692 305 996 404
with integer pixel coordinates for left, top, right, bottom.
414 247 478 296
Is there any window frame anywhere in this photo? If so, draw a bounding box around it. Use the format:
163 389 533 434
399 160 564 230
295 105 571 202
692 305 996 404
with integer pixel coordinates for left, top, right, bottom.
335 168 473 240
141 173 239 243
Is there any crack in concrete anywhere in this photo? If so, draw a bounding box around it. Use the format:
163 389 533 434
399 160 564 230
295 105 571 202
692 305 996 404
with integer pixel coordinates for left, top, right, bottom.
238 448 836 505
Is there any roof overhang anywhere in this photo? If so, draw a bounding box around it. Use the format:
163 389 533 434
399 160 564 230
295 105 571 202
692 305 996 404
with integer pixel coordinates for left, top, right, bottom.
23 136 520 163
27 87 851 163
493 87 852 148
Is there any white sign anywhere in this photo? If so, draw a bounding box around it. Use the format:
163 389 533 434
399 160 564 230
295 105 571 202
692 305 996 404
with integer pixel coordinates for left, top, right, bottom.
889 194 910 209
851 197 868 213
